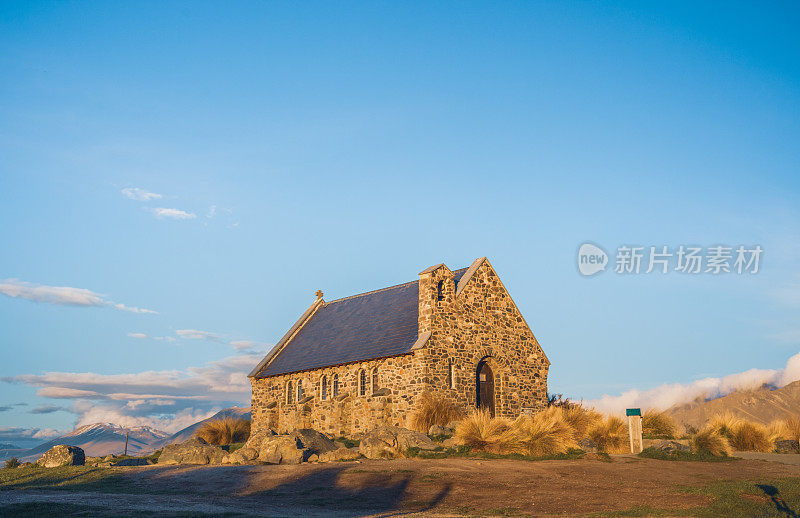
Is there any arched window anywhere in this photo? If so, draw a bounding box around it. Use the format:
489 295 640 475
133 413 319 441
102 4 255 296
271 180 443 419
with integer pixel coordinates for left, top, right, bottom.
321 375 328 401
359 369 367 396
371 368 379 394
286 380 293 404
448 359 456 389
333 374 339 398
437 280 444 301
296 379 304 401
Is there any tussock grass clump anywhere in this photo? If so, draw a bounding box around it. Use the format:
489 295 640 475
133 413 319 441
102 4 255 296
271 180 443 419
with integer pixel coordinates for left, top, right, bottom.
782 416 800 443
195 417 251 445
561 405 603 438
704 413 773 452
691 428 732 457
454 410 520 454
512 408 577 456
642 409 676 438
767 420 788 444
707 412 743 438
588 416 628 453
410 392 466 433
728 421 772 452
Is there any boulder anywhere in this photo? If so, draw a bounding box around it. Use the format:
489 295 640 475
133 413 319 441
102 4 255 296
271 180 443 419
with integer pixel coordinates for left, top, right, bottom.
292 428 337 454
359 426 437 459
318 447 362 462
650 440 690 454
442 437 460 448
36 445 85 468
158 438 226 465
258 435 307 464
774 439 800 454
429 424 454 436
222 447 260 465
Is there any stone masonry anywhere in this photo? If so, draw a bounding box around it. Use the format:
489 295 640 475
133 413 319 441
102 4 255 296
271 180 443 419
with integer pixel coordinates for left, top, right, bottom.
249 257 549 436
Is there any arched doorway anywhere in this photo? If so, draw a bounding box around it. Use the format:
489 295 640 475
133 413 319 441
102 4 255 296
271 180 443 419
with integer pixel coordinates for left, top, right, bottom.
476 358 495 417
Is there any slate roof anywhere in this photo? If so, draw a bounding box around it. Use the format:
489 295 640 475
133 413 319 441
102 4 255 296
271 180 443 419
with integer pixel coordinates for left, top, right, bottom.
255 268 468 378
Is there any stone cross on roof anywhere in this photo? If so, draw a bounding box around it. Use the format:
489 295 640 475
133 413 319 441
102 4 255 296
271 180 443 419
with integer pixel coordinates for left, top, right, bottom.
315 290 323 299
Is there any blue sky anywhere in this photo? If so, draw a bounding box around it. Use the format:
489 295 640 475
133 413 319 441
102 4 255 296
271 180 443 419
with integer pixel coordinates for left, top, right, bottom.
1 1 799 439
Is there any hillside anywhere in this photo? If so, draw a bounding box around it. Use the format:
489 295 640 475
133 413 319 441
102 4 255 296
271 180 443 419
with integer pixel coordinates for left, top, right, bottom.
667 380 800 431
158 407 251 446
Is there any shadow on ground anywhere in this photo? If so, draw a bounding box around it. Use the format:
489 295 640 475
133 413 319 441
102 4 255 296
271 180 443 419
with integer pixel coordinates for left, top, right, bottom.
243 464 451 516
758 484 799 518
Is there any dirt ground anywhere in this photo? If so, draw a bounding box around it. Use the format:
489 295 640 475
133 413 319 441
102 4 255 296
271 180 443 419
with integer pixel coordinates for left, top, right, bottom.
1 455 799 516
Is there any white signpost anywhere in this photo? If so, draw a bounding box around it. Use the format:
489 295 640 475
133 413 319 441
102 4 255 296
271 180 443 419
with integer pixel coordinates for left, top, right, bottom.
626 408 643 453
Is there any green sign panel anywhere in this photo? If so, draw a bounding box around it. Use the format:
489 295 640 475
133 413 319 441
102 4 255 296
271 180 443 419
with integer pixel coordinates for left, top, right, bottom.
626 408 641 416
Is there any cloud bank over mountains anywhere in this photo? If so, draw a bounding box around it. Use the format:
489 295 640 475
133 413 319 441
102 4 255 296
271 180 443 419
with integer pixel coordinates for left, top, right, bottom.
3 353 259 434
587 351 800 415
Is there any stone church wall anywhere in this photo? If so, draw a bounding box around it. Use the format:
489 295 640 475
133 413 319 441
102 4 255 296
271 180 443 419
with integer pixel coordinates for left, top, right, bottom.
250 258 549 435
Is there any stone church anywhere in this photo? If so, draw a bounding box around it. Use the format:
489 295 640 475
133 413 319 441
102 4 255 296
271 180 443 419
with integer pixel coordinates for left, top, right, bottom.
249 257 549 435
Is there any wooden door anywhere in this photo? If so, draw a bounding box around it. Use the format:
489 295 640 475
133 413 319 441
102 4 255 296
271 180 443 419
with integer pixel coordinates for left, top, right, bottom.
477 361 495 417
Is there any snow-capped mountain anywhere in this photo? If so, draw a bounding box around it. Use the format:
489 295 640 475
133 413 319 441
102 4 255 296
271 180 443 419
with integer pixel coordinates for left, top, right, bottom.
19 423 169 460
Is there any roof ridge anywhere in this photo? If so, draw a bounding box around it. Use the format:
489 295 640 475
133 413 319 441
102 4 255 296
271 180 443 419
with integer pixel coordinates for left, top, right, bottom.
326 267 469 305
325 279 418 304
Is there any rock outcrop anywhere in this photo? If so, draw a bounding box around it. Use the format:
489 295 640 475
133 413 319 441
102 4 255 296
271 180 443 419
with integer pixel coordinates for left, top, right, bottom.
158 438 225 465
649 440 690 454
36 445 85 467
318 447 362 462
225 428 340 465
359 426 437 459
428 424 455 436
291 429 336 455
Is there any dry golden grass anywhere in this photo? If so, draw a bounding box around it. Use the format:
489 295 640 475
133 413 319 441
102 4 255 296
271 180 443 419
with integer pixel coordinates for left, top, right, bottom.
642 409 676 438
704 413 773 452
706 412 744 438
410 392 466 433
767 420 788 443
512 408 577 456
728 420 773 452
588 416 628 453
195 417 251 445
454 410 520 454
691 428 732 456
560 405 603 439
782 417 800 442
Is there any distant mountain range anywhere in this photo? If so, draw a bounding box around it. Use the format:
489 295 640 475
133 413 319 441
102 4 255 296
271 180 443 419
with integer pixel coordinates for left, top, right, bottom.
19 423 169 460
667 380 800 432
4 407 251 461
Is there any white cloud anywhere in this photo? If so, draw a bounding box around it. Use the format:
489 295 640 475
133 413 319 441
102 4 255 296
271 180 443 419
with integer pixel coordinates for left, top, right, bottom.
586 351 800 415
207 205 217 219
176 329 223 341
151 208 196 220
229 340 269 352
0 427 64 442
127 333 176 342
0 279 156 314
4 354 259 433
121 187 163 202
